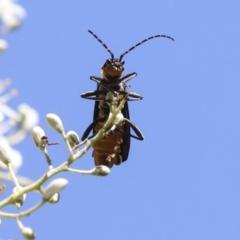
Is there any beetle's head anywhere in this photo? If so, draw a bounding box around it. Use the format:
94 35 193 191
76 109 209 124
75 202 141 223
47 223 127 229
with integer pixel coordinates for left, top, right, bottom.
101 59 125 81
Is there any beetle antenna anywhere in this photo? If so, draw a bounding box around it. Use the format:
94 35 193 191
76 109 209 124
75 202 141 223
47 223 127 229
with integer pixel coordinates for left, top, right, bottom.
88 30 114 59
119 34 174 61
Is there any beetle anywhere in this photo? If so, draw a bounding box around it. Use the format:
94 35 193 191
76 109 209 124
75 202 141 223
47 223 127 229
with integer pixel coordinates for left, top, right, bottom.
81 30 174 167
81 78 144 167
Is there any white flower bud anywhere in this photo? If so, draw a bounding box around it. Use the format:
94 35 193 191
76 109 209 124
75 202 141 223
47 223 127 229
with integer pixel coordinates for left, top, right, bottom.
0 138 22 172
0 39 8 53
46 113 64 134
42 178 68 200
5 17 21 30
108 112 124 133
92 165 110 176
12 186 26 208
0 139 12 164
47 193 60 204
114 112 124 125
21 226 36 240
32 126 47 150
66 131 80 148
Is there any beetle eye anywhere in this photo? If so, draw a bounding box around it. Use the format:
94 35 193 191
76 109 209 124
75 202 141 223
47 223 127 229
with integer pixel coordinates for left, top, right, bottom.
122 61 125 65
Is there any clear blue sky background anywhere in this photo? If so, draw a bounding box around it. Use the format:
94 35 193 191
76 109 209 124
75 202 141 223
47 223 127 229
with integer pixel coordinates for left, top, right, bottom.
1 1 240 239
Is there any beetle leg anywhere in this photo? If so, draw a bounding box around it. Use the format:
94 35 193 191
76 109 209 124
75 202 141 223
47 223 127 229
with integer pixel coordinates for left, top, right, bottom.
81 117 106 141
115 72 137 85
80 90 106 100
118 91 143 101
116 118 144 140
90 76 116 94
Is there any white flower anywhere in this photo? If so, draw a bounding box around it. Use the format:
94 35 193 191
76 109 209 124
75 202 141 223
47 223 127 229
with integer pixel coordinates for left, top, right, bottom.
18 104 39 132
1 104 39 145
0 137 12 164
0 0 26 33
0 109 4 122
0 138 10 169
0 137 22 171
0 38 7 52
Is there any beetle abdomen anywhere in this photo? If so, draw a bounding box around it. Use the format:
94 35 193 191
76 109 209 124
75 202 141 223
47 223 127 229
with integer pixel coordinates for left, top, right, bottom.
93 120 124 167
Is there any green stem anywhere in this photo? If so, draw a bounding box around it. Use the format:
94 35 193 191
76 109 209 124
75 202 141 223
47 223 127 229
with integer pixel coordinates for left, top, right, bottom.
65 167 94 175
0 97 126 210
7 162 20 188
62 132 74 158
0 200 45 218
0 172 33 186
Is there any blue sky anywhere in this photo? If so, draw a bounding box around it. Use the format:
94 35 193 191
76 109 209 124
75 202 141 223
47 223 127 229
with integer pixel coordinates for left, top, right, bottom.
1 1 240 239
